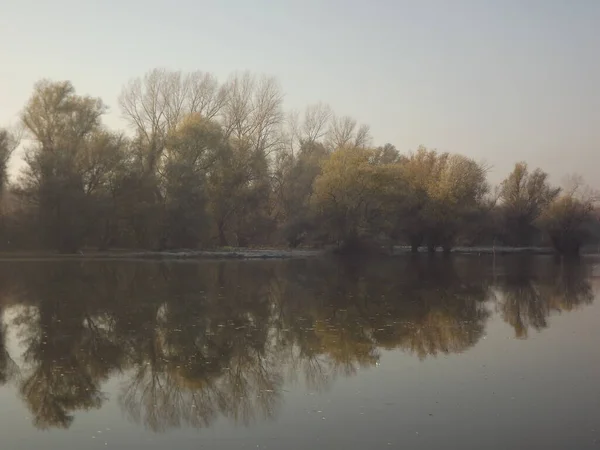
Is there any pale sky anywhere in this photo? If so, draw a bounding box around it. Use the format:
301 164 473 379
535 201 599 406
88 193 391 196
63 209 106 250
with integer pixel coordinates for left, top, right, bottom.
1 0 599 186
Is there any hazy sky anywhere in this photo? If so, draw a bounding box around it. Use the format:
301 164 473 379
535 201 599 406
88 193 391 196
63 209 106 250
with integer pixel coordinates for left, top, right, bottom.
1 0 599 185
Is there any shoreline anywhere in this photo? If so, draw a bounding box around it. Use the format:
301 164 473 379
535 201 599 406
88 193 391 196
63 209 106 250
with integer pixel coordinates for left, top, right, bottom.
0 248 323 261
0 245 595 261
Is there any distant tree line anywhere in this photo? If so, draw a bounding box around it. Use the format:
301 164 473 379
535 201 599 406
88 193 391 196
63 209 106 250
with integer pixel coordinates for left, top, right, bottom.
0 69 598 255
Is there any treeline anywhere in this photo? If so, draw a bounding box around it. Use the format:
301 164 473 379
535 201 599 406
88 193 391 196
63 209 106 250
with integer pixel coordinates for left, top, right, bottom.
0 69 598 254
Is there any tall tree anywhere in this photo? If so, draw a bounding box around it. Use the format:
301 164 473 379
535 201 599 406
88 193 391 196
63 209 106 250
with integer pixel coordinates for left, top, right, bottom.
221 72 284 156
312 146 393 250
162 113 224 248
19 80 111 252
325 114 371 151
0 127 19 192
536 176 599 255
273 141 329 246
498 162 560 246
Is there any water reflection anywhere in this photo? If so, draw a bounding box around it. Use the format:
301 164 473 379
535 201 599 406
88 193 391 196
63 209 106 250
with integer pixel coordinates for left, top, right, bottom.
0 256 595 432
494 258 595 338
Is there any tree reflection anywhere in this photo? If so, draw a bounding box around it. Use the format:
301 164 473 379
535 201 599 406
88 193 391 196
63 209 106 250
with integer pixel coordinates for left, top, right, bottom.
118 263 282 431
11 263 121 429
0 255 595 431
494 257 594 338
0 272 18 385
0 314 18 386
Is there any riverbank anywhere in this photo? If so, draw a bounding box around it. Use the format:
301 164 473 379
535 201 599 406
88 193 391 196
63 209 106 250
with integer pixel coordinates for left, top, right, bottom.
0 248 323 261
0 245 595 261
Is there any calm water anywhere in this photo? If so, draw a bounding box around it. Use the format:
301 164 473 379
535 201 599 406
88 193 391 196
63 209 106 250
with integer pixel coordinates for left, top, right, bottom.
0 256 599 449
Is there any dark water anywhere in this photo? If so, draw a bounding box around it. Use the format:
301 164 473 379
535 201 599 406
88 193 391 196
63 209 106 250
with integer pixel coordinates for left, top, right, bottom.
0 256 599 449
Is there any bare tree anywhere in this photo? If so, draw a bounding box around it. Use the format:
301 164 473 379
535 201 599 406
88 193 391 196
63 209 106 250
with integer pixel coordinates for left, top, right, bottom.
119 69 170 170
301 102 332 144
327 115 356 149
186 71 227 120
162 70 189 132
120 69 229 145
119 69 169 141
280 109 300 157
326 114 371 150
354 123 372 148
221 72 284 155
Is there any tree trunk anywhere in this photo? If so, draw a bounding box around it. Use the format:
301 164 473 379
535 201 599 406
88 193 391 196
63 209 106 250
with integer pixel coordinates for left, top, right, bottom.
218 222 228 247
409 236 422 254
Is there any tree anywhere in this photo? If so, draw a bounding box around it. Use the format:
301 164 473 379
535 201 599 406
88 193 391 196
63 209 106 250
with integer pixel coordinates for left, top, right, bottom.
393 147 488 253
371 143 400 165
78 130 127 249
300 103 333 146
273 140 329 247
312 146 392 250
206 139 270 247
0 127 20 192
119 69 173 173
5 70 600 254
18 80 111 252
498 162 560 246
325 115 371 150
221 72 284 156
0 127 21 239
162 113 224 248
389 147 441 252
536 176 599 255
119 69 228 174
423 153 489 252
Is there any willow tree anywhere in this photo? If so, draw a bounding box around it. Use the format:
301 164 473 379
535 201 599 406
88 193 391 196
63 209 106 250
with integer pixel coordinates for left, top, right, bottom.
498 162 560 246
423 153 490 252
272 140 330 247
536 177 599 255
395 147 488 252
0 128 20 240
393 147 444 252
206 137 273 247
19 80 119 252
0 128 19 192
162 113 224 248
312 146 393 250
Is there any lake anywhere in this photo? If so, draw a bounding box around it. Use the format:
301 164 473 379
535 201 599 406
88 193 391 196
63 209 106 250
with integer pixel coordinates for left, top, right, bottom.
0 255 599 449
